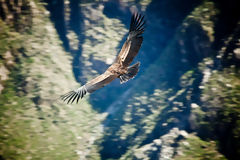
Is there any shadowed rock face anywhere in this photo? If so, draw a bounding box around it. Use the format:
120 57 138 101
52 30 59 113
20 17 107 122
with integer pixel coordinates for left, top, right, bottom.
0 0 240 159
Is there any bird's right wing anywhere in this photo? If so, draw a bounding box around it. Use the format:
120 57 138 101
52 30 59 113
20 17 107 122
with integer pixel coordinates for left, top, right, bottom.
61 71 117 104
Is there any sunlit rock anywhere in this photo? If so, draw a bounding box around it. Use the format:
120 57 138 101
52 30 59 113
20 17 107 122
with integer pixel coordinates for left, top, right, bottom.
0 65 9 81
191 103 199 109
233 48 240 59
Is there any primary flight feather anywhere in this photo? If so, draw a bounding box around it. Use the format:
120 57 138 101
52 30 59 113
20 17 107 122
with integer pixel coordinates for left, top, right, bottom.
61 13 145 104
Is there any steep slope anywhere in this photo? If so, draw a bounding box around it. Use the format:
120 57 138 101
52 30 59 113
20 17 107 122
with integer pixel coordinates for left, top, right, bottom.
0 0 104 159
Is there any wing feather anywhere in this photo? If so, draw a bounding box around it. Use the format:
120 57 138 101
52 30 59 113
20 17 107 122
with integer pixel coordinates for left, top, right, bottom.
135 16 144 29
71 92 79 104
132 13 140 29
76 91 81 103
61 91 74 101
136 20 145 31
67 92 76 104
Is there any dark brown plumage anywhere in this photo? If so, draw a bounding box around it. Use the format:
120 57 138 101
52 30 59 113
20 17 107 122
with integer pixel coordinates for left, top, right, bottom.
61 13 145 104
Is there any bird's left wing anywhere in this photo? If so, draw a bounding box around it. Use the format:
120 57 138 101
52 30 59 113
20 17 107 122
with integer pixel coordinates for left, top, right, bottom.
116 13 145 67
61 71 117 104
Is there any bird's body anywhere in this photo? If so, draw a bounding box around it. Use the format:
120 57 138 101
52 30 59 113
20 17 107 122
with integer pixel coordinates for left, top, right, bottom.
61 13 145 104
108 62 128 76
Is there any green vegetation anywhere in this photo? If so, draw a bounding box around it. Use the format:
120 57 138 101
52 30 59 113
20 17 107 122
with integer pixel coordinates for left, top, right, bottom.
198 68 240 158
0 1 103 159
175 135 226 160
0 15 34 160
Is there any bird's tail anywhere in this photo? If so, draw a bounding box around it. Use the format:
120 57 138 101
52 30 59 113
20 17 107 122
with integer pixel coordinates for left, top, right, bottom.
119 62 140 84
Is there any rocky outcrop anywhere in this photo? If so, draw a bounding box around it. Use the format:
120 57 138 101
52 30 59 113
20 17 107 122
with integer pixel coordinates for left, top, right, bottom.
125 128 189 160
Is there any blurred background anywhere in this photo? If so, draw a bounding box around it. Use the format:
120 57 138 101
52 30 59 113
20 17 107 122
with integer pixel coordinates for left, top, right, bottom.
0 0 240 159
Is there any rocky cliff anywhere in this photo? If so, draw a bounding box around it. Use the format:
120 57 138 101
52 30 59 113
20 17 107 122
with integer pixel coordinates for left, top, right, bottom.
0 0 104 159
0 0 240 160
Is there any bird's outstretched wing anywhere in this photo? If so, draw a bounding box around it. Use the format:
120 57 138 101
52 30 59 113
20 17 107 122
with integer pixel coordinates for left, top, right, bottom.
61 13 145 103
116 13 145 67
61 71 117 104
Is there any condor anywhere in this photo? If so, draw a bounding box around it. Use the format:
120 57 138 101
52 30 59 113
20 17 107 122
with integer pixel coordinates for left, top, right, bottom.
61 13 145 104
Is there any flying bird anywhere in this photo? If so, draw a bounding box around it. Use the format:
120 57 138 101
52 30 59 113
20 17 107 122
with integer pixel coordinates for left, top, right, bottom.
61 13 145 104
